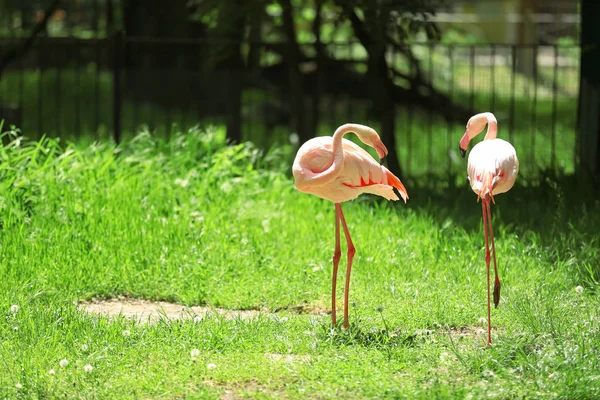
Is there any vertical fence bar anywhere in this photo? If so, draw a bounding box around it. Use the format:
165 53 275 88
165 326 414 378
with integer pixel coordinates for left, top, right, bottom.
347 41 354 123
531 45 538 167
38 47 43 136
447 45 454 174
407 54 414 175
551 44 558 168
132 39 140 132
112 30 123 144
469 46 475 111
165 44 171 136
19 38 24 131
509 45 516 144
427 43 433 172
93 0 100 136
56 41 61 136
94 37 100 137
490 44 496 111
75 38 81 136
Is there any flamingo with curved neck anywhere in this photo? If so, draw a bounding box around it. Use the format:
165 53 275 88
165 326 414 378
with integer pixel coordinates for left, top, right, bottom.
293 123 408 328
459 112 519 346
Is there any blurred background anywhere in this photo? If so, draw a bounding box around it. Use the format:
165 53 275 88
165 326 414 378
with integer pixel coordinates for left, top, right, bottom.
0 0 592 179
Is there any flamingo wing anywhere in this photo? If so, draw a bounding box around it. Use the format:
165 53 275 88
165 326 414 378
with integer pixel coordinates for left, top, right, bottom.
338 140 409 202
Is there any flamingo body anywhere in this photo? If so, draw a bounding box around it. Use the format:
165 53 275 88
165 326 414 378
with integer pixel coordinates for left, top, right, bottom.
467 138 519 198
293 137 407 203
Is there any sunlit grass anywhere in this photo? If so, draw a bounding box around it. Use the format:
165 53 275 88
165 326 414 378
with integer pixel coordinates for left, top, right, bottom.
0 125 598 398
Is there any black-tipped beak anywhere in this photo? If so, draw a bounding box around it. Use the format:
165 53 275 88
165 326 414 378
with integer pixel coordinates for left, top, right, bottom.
379 156 384 165
459 146 466 158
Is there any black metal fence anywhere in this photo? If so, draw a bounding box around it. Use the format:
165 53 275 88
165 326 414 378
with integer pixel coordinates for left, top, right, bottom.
0 35 580 176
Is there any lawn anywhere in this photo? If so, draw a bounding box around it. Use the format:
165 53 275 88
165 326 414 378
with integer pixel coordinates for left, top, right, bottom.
0 125 599 398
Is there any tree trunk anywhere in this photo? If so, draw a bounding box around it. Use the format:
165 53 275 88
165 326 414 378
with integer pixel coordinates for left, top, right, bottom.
310 0 324 135
577 0 600 176
368 45 401 177
210 0 245 144
280 0 309 144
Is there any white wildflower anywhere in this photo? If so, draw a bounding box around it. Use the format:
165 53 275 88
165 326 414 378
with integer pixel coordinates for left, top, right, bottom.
83 364 93 373
81 344 88 352
15 383 22 389
207 363 217 370
59 359 69 368
190 348 201 360
10 304 19 314
122 329 131 337
575 286 584 294
49 369 55 376
478 317 487 325
174 178 190 188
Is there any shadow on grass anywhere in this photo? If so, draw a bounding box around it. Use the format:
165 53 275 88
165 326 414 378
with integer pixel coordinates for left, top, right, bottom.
389 170 600 284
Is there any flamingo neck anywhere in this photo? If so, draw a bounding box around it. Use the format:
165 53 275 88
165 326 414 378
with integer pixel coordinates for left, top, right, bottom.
308 124 359 186
482 113 498 141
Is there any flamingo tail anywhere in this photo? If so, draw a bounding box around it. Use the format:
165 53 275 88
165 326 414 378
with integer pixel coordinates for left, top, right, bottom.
386 170 409 203
478 171 496 204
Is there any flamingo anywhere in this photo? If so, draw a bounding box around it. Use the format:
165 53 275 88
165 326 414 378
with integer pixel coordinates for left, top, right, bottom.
292 123 409 328
459 112 519 346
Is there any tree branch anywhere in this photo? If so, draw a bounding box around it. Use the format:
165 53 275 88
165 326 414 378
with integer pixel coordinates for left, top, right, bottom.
0 0 61 80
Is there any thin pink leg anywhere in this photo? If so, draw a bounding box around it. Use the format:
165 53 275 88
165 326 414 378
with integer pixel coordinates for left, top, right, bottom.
482 197 492 346
337 203 356 329
332 204 342 326
486 199 501 308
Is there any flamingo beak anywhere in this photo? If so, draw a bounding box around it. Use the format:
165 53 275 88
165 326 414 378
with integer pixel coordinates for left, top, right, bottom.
459 146 466 158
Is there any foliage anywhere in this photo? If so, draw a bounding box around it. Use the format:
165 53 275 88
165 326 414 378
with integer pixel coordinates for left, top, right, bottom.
0 126 598 398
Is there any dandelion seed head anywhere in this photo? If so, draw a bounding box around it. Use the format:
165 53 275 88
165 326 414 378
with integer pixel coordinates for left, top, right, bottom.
10 304 19 314
190 348 201 359
122 329 131 337
83 364 93 373
478 317 487 325
575 286 584 294
59 359 69 368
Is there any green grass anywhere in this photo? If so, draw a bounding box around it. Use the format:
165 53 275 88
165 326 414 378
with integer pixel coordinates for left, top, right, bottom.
0 125 599 398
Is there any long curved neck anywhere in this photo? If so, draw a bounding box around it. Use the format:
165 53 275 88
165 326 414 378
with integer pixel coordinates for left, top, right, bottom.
481 112 498 140
308 124 366 186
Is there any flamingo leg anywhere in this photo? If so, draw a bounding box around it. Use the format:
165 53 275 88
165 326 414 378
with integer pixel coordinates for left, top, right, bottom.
482 197 492 346
332 204 342 326
337 203 356 329
486 199 501 308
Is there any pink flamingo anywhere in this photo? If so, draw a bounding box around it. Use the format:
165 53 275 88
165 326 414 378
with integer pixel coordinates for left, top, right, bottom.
292 123 409 328
459 112 519 346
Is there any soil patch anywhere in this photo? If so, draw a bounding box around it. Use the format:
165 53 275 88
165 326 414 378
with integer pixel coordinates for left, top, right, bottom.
79 298 262 324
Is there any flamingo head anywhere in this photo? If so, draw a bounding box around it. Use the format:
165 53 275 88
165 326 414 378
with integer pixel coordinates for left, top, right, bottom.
460 113 493 158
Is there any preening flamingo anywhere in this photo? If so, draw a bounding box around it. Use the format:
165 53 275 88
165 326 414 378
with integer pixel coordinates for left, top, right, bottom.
293 123 409 328
459 112 519 346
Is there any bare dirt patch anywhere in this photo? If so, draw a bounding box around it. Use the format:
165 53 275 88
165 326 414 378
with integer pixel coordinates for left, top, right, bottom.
264 353 311 363
79 298 262 324
79 298 330 324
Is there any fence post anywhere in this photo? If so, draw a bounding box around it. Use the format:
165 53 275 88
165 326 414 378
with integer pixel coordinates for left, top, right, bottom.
112 30 124 144
577 0 600 176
